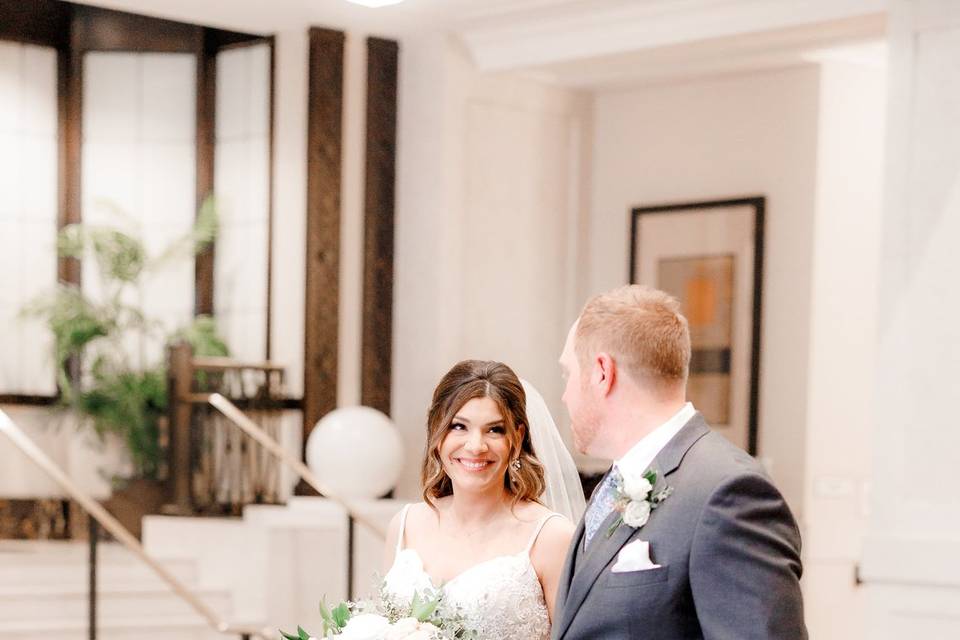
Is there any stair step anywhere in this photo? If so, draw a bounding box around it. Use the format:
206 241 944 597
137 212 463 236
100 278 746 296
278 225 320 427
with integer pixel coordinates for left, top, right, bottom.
0 557 198 588
0 615 229 640
0 542 198 588
0 583 232 621
0 540 151 561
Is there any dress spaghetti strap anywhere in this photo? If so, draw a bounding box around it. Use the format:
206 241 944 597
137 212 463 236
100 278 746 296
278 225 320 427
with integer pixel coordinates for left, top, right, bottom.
395 503 412 555
524 512 562 555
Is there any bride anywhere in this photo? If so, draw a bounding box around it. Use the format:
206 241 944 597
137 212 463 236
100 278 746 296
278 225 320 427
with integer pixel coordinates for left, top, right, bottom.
382 360 585 639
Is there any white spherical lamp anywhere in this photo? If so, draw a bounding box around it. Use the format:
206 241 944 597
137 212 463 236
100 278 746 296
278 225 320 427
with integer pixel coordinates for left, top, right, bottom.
306 406 404 499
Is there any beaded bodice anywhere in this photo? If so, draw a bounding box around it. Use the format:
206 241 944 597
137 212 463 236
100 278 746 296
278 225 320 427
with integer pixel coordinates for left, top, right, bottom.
382 505 558 640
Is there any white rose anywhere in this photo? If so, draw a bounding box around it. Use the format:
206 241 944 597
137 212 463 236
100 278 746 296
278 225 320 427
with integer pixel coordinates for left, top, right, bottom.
339 613 391 640
622 499 651 528
384 618 420 640
619 467 653 502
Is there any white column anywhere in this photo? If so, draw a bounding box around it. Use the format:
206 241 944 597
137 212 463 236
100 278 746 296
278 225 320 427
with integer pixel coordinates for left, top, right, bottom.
801 53 886 640
862 1 960 636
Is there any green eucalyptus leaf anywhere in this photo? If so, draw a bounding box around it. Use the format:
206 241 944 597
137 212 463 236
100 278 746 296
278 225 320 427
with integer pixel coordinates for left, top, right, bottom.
411 590 441 621
278 630 301 640
332 602 351 629
297 625 311 640
319 597 337 634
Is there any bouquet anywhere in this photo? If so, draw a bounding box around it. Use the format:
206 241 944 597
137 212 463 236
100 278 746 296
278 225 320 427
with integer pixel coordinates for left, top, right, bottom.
281 585 476 640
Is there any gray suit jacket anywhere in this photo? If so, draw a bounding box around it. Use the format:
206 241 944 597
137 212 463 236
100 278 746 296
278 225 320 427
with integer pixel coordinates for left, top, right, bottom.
553 414 806 640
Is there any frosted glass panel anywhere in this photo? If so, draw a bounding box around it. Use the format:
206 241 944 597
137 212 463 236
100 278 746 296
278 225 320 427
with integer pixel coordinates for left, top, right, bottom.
0 42 58 395
82 52 196 368
214 43 271 362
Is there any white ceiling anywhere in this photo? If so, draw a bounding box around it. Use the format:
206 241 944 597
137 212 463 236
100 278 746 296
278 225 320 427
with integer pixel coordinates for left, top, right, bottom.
70 0 544 36
72 0 889 88
525 13 887 88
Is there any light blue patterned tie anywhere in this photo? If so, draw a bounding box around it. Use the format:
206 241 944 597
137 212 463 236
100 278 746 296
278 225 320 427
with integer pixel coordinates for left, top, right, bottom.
584 467 620 546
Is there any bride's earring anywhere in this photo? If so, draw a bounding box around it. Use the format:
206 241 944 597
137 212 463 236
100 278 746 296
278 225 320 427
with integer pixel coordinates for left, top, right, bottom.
511 459 522 472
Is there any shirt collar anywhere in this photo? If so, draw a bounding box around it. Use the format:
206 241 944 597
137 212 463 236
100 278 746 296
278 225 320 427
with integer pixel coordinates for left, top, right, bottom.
614 402 696 475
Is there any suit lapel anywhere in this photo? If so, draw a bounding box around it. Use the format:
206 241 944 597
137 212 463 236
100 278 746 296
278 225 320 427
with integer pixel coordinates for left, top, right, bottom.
554 469 612 638
554 509 637 639
554 514 584 618
553 414 711 639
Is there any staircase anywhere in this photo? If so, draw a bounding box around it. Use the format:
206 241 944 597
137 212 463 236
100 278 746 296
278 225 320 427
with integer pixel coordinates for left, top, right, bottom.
0 540 232 640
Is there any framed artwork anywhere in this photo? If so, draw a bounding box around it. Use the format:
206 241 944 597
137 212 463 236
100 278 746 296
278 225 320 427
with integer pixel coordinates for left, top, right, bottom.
630 197 765 454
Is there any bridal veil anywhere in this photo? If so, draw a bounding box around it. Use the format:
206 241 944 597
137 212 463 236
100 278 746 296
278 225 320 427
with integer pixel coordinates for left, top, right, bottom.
521 379 586 522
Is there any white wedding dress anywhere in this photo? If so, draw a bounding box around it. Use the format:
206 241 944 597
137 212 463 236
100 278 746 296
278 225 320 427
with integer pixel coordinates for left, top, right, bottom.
383 504 560 640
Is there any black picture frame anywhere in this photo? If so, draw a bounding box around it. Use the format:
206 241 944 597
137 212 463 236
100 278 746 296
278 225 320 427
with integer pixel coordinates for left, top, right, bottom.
630 196 765 455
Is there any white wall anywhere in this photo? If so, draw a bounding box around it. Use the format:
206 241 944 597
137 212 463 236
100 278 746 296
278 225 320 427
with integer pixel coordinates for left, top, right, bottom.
862 1 960 635
802 55 885 639
392 37 590 497
588 66 822 511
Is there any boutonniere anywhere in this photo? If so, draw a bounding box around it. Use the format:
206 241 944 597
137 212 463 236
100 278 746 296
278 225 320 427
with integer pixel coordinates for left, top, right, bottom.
607 467 673 537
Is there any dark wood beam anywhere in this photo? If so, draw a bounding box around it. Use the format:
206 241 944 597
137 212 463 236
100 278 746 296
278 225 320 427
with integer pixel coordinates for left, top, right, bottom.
194 31 217 317
0 0 70 49
303 27 345 450
265 36 277 359
70 4 202 53
361 37 398 417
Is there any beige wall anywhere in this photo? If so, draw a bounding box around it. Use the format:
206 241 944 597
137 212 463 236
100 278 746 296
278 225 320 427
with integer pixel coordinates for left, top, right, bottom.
801 56 885 639
588 66 823 513
392 37 590 497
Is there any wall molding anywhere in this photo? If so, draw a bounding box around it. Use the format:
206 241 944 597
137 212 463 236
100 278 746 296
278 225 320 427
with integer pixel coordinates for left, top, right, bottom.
457 0 887 73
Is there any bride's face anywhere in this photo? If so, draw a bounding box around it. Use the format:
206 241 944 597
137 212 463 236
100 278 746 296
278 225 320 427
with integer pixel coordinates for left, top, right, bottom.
439 396 512 494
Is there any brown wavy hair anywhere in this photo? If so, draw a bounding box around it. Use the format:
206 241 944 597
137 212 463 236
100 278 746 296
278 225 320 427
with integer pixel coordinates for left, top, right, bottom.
421 360 546 509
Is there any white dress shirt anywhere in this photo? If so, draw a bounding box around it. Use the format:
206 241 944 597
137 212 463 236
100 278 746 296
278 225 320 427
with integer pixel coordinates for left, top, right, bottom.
614 402 697 476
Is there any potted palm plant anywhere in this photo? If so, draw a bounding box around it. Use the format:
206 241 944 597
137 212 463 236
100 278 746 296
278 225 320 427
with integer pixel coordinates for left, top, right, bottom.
25 197 229 535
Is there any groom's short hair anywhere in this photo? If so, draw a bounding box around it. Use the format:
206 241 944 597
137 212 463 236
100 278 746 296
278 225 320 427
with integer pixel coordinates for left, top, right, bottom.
576 285 691 391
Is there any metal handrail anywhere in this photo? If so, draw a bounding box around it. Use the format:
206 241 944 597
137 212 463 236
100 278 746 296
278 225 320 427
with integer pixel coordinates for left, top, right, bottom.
0 409 272 640
205 392 387 539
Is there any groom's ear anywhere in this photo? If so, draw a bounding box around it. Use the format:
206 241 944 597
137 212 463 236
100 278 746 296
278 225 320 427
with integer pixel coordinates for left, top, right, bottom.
593 352 616 397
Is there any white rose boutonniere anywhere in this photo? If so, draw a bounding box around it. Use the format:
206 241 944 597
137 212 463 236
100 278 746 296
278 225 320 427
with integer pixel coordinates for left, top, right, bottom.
621 498 652 528
607 468 673 537
620 467 654 502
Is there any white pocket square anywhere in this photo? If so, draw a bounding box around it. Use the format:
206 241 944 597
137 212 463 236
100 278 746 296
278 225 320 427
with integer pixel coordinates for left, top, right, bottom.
611 539 661 573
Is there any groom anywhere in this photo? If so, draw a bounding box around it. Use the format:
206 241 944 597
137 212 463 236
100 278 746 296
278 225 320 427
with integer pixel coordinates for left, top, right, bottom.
553 285 806 639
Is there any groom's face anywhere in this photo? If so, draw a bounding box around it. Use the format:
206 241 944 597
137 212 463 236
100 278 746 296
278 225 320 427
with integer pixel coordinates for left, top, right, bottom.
560 322 601 456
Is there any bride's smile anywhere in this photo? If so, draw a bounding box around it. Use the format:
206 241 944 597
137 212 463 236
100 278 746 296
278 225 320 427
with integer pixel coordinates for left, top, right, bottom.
453 457 492 471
